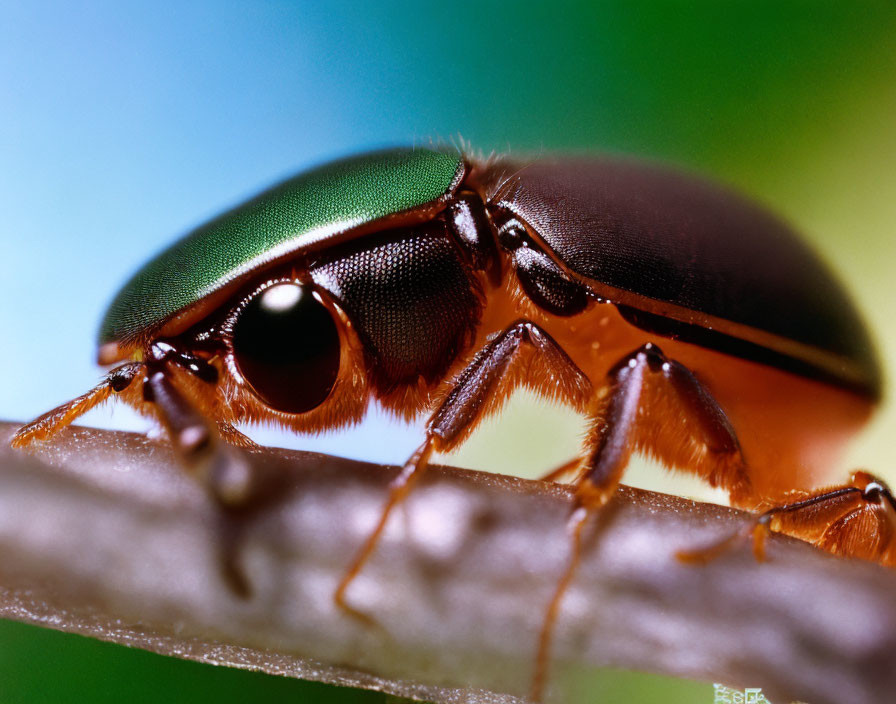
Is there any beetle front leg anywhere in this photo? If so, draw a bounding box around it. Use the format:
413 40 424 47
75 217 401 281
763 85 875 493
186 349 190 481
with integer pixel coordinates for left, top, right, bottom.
11 363 143 447
334 319 593 618
142 357 251 507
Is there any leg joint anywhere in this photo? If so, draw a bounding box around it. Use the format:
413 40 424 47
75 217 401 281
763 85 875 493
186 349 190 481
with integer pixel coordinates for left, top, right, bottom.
107 363 142 393
148 340 219 383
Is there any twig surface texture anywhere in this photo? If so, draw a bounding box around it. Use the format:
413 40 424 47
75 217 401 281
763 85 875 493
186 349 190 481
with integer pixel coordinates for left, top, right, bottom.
0 423 894 704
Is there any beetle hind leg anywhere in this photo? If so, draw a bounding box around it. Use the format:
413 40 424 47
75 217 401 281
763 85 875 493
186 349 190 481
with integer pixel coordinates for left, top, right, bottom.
682 470 896 566
11 362 143 448
813 474 896 564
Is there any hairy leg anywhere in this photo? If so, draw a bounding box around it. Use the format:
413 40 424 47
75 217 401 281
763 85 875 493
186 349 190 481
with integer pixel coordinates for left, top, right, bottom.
334 319 592 620
534 342 745 701
11 363 143 447
680 470 896 566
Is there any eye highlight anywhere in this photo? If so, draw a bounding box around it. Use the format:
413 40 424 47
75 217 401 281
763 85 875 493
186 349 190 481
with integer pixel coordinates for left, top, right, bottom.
231 282 340 414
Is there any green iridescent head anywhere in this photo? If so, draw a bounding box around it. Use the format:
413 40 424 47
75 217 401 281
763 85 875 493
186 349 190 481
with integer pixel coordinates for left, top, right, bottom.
99 147 465 348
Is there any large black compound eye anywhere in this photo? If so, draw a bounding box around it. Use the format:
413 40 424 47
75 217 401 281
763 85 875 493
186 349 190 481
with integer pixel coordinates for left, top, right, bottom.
231 282 340 414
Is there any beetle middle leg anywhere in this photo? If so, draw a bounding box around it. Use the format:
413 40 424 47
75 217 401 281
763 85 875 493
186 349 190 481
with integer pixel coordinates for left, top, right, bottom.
533 342 748 701
334 319 593 617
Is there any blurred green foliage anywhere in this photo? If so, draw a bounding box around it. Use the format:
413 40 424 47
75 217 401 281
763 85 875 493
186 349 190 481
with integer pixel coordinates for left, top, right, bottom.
0 620 379 704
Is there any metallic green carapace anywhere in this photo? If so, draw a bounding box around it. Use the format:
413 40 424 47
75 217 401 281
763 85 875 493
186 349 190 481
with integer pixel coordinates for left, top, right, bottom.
99 147 464 344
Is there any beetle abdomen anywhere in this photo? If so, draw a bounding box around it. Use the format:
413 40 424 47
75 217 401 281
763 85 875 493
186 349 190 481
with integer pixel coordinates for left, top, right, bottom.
488 157 881 399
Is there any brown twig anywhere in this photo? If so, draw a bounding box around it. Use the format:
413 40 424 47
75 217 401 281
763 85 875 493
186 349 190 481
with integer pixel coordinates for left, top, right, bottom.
0 422 894 704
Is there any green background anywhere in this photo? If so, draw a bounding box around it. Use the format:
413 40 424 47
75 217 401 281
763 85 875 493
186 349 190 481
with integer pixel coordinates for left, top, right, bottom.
2 2 896 703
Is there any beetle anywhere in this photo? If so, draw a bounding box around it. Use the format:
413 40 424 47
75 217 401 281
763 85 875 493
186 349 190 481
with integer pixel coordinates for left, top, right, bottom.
12 146 893 700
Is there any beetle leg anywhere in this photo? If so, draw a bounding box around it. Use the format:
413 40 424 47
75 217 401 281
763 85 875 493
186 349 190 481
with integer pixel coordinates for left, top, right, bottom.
814 475 896 564
534 342 747 701
143 367 214 463
658 354 751 503
538 457 583 483
681 471 896 566
10 362 142 448
334 319 592 621
573 342 748 507
142 363 251 506
334 438 433 624
533 346 653 701
216 421 260 449
429 320 593 445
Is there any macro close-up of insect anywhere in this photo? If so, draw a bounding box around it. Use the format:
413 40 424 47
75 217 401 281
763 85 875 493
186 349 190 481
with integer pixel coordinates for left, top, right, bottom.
7 4 896 704
10 145 895 700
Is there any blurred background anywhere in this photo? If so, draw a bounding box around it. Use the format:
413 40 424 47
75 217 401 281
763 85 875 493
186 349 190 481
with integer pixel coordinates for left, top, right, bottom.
2 2 895 702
